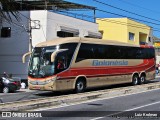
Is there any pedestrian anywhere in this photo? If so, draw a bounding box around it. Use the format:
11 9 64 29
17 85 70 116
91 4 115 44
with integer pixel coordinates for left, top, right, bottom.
156 64 159 75
21 82 26 89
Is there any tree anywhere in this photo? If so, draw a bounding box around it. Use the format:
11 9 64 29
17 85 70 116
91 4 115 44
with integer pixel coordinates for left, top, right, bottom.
0 0 19 22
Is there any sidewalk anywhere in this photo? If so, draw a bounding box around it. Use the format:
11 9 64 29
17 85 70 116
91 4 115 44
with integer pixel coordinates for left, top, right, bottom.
17 88 33 92
2 82 160 111
156 74 160 78
156 76 160 78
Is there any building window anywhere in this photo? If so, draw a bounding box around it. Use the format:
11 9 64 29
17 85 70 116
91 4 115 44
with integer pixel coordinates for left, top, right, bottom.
148 37 151 42
129 32 135 41
1 27 11 37
57 31 74 38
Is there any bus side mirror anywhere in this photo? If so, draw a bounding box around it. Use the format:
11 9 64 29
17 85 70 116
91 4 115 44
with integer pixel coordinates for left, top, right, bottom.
51 49 68 62
22 51 32 63
51 52 57 62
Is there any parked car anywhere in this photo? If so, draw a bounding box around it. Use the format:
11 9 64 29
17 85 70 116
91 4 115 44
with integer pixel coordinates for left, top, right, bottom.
0 73 21 93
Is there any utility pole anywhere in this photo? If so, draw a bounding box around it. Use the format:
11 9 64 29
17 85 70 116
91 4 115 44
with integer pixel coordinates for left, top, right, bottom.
29 20 33 52
45 0 48 10
94 9 96 23
20 0 23 10
22 20 33 52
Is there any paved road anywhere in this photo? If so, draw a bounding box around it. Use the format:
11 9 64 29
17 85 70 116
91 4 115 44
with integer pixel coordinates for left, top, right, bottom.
3 84 160 120
0 78 159 103
35 88 160 120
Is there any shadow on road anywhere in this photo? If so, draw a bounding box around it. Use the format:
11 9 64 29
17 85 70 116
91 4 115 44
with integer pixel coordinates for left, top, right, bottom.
0 79 159 103
35 79 160 97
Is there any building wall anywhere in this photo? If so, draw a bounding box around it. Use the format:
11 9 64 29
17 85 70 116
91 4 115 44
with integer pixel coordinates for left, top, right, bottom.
96 18 152 45
30 11 48 47
31 10 100 47
154 41 160 64
0 11 30 79
126 18 151 45
96 18 128 43
0 10 100 79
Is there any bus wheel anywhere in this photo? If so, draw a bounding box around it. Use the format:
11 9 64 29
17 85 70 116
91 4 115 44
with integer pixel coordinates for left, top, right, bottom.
75 79 86 93
132 75 139 85
139 75 146 84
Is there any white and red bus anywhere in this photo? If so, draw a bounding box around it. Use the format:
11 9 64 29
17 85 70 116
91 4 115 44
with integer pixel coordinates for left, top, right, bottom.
23 37 155 93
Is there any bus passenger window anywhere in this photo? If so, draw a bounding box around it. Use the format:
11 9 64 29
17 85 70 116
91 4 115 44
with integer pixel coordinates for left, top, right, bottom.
76 43 94 62
57 59 65 70
55 52 69 73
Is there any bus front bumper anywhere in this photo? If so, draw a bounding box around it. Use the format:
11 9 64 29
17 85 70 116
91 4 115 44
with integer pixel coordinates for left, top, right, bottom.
28 77 57 91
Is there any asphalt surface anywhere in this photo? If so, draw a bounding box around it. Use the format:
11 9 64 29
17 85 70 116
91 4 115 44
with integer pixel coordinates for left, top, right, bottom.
39 88 160 120
0 78 159 103
2 83 160 120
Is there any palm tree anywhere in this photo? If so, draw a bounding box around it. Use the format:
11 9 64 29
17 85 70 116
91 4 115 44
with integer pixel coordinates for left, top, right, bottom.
0 0 19 22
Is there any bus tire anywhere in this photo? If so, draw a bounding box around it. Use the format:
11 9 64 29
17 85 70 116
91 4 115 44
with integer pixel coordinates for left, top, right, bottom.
139 74 146 84
132 74 139 85
75 79 86 93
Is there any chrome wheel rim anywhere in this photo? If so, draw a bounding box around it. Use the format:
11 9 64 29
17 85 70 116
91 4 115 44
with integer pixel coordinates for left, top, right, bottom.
141 76 145 83
134 77 138 85
3 87 9 93
77 82 84 91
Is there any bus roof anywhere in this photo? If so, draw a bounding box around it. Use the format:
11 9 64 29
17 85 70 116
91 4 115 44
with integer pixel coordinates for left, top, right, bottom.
36 37 141 47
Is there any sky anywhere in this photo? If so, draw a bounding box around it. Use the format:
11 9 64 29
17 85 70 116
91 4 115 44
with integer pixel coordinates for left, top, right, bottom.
66 0 160 38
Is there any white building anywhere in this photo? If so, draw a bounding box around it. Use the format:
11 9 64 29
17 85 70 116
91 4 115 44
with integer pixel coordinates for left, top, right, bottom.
0 10 101 81
31 10 101 47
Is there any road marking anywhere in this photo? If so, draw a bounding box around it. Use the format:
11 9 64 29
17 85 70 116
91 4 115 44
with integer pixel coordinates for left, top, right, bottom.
90 100 160 120
34 88 160 111
91 117 104 120
124 101 160 111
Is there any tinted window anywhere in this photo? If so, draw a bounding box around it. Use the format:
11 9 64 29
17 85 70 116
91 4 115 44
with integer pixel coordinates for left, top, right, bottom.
76 43 155 62
59 43 78 68
29 43 78 77
146 48 155 59
57 31 74 37
76 44 94 62
93 45 108 59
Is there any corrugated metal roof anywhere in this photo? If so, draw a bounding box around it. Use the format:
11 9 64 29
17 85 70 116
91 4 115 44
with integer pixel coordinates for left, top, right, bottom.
14 0 96 11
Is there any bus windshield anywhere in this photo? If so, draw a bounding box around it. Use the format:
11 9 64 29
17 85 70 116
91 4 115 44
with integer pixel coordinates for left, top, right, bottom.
29 47 56 78
28 43 78 78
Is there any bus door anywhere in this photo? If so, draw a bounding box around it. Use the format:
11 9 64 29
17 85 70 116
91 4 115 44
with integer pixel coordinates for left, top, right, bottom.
54 51 73 90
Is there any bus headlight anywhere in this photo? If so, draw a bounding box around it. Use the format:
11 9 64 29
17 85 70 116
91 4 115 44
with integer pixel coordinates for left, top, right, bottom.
45 77 56 84
46 79 52 84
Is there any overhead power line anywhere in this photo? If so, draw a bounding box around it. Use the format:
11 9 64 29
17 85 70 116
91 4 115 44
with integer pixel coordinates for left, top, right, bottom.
97 18 160 32
93 0 160 23
18 9 160 33
8 1 160 34
96 9 160 26
20 9 160 33
93 0 160 25
118 0 160 15
17 0 160 26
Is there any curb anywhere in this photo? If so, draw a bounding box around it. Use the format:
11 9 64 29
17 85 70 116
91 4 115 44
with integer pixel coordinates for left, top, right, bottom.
17 88 36 93
155 76 160 78
1 82 160 111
